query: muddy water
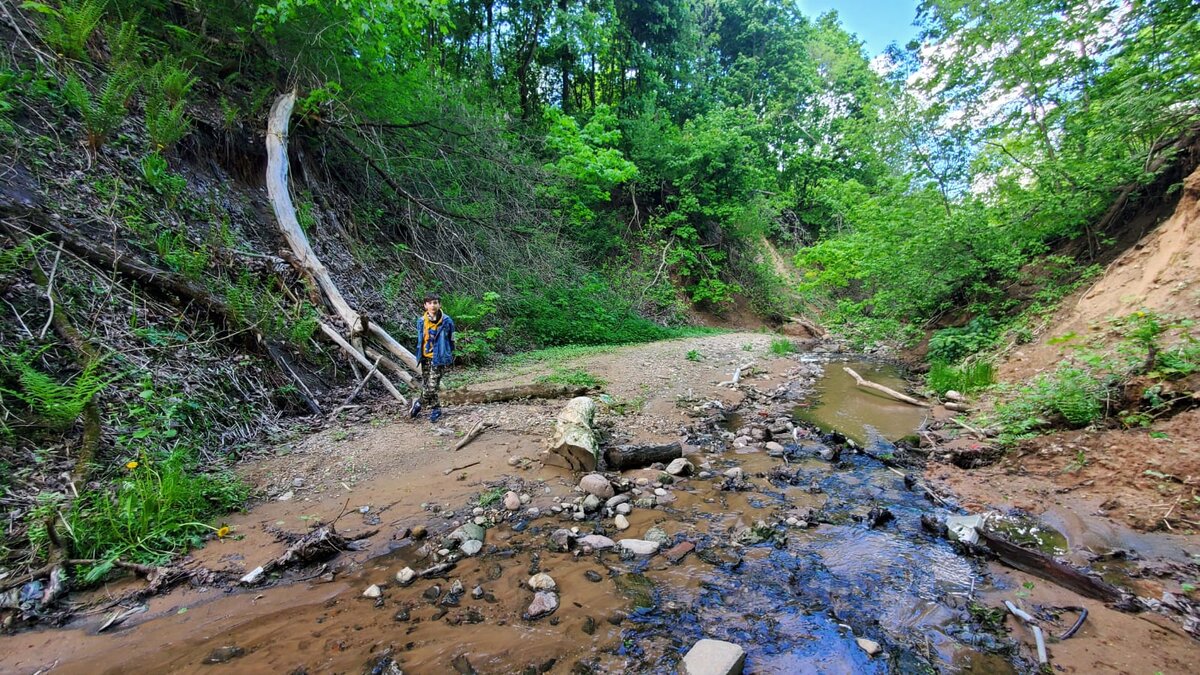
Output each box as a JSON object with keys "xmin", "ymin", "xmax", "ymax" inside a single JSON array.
[
  {"xmin": 1, "ymin": 358, "xmax": 1031, "ymax": 674},
  {"xmin": 793, "ymin": 360, "xmax": 928, "ymax": 446}
]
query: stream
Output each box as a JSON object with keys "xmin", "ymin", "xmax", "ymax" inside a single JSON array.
[{"xmin": 1, "ymin": 358, "xmax": 1057, "ymax": 673}]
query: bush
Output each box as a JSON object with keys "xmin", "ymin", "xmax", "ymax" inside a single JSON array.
[
  {"xmin": 0, "ymin": 347, "xmax": 116, "ymax": 429},
  {"xmin": 769, "ymin": 338, "xmax": 795, "ymax": 356},
  {"xmin": 991, "ymin": 366, "xmax": 1109, "ymax": 443},
  {"xmin": 504, "ymin": 274, "xmax": 673, "ymax": 347},
  {"xmin": 928, "ymin": 317, "xmax": 1001, "ymax": 364}
]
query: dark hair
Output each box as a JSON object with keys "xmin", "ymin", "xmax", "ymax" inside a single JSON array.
[{"xmin": 421, "ymin": 294, "xmax": 441, "ymax": 304}]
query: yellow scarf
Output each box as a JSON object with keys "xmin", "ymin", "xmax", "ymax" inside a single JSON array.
[{"xmin": 422, "ymin": 313, "xmax": 443, "ymax": 359}]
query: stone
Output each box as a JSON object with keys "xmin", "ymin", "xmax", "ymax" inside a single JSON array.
[
  {"xmin": 528, "ymin": 573, "xmax": 557, "ymax": 591},
  {"xmin": 527, "ymin": 507, "xmax": 540, "ymax": 518},
  {"xmin": 472, "ymin": 585, "xmax": 485, "ymax": 599},
  {"xmin": 504, "ymin": 491, "xmax": 522, "ymax": 511},
  {"xmin": 276, "ymin": 490, "xmax": 294, "ymax": 502},
  {"xmin": 584, "ymin": 570, "xmax": 603, "ymax": 583},
  {"xmin": 578, "ymin": 534, "xmax": 616, "ymax": 550},
  {"xmin": 395, "ymin": 567, "xmax": 416, "ymax": 585},
  {"xmin": 644, "ymin": 526, "xmax": 669, "ymax": 545},
  {"xmin": 472, "ymin": 507, "xmax": 485, "ymax": 516},
  {"xmin": 363, "ymin": 584, "xmax": 382, "ymax": 598},
  {"xmin": 410, "ymin": 525, "xmax": 428, "ymax": 539},
  {"xmin": 520, "ymin": 493, "xmax": 531, "ymax": 504},
  {"xmin": 666, "ymin": 458, "xmax": 694, "ymax": 476},
  {"xmin": 615, "ymin": 503, "xmax": 632, "ymax": 515},
  {"xmin": 764, "ymin": 442, "xmax": 785, "ymax": 455},
  {"xmin": 614, "ymin": 514, "xmax": 630, "ymax": 530},
  {"xmin": 203, "ymin": 646, "xmax": 246, "ymax": 664},
  {"xmin": 856, "ymin": 637, "xmax": 882, "ymax": 656},
  {"xmin": 665, "ymin": 541, "xmax": 695, "ymax": 564},
  {"xmin": 655, "ymin": 491, "xmax": 676, "ymax": 505},
  {"xmin": 618, "ymin": 539, "xmax": 660, "ymax": 555},
  {"xmin": 605, "ymin": 494, "xmax": 631, "ymax": 509},
  {"xmin": 723, "ymin": 467, "xmax": 743, "ymax": 480},
  {"xmin": 579, "ymin": 474, "xmax": 615, "ymax": 499},
  {"xmin": 460, "ymin": 540, "xmax": 483, "ymax": 556},
  {"xmin": 681, "ymin": 639, "xmax": 745, "ymax": 675},
  {"xmin": 654, "ymin": 488, "xmax": 668, "ymax": 497},
  {"xmin": 524, "ymin": 591, "xmax": 559, "ymax": 620},
  {"xmin": 549, "ymin": 528, "xmax": 575, "ymax": 551},
  {"xmin": 582, "ymin": 494, "xmax": 602, "ymax": 512}
]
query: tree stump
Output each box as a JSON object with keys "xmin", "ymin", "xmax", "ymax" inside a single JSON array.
[{"xmin": 542, "ymin": 396, "xmax": 600, "ymax": 471}]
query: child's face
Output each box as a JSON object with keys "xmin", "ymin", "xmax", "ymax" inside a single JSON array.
[{"xmin": 424, "ymin": 299, "xmax": 441, "ymax": 315}]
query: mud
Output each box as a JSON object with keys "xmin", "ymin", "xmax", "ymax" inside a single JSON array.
[{"xmin": 2, "ymin": 333, "xmax": 1198, "ymax": 674}]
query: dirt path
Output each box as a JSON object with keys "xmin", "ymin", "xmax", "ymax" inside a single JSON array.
[{"xmin": 2, "ymin": 332, "xmax": 1198, "ymax": 674}]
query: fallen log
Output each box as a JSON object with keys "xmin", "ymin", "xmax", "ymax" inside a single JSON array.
[
  {"xmin": 319, "ymin": 322, "xmax": 406, "ymax": 405},
  {"xmin": 542, "ymin": 396, "xmax": 600, "ymax": 471},
  {"xmin": 843, "ymin": 367, "xmax": 929, "ymax": 407},
  {"xmin": 604, "ymin": 442, "xmax": 684, "ymax": 471},
  {"xmin": 977, "ymin": 529, "xmax": 1133, "ymax": 608},
  {"xmin": 442, "ymin": 382, "xmax": 595, "ymax": 405},
  {"xmin": 454, "ymin": 419, "xmax": 490, "ymax": 451}
]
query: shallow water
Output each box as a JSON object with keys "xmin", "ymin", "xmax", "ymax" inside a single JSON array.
[{"xmin": 793, "ymin": 360, "xmax": 929, "ymax": 445}]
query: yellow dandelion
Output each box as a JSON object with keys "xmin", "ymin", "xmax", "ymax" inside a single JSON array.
[
  {"xmin": 126, "ymin": 460, "xmax": 139, "ymax": 470},
  {"xmin": 216, "ymin": 526, "xmax": 231, "ymax": 539}
]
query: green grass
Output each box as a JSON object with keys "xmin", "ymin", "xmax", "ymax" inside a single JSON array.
[
  {"xmin": 477, "ymin": 487, "xmax": 505, "ymax": 507},
  {"xmin": 985, "ymin": 365, "xmax": 1109, "ymax": 444},
  {"xmin": 769, "ymin": 338, "xmax": 796, "ymax": 355},
  {"xmin": 535, "ymin": 367, "xmax": 605, "ymax": 388},
  {"xmin": 927, "ymin": 360, "xmax": 996, "ymax": 396},
  {"xmin": 67, "ymin": 449, "xmax": 248, "ymax": 582},
  {"xmin": 686, "ymin": 349, "xmax": 702, "ymax": 361}
]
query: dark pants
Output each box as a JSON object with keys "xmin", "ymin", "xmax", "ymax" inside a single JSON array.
[{"xmin": 419, "ymin": 357, "xmax": 446, "ymax": 408}]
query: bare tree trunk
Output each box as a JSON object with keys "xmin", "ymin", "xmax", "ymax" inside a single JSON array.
[{"xmin": 542, "ymin": 396, "xmax": 600, "ymax": 471}]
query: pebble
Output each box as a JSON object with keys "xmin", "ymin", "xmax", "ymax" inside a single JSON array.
[
  {"xmin": 764, "ymin": 441, "xmax": 785, "ymax": 454},
  {"xmin": 723, "ymin": 467, "xmax": 744, "ymax": 480},
  {"xmin": 363, "ymin": 584, "xmax": 382, "ymax": 598},
  {"xmin": 473, "ymin": 507, "xmax": 485, "ymax": 516},
  {"xmin": 856, "ymin": 638, "xmax": 882, "ymax": 656},
  {"xmin": 681, "ymin": 639, "xmax": 745, "ymax": 675},
  {"xmin": 527, "ymin": 507, "xmax": 540, "ymax": 518},
  {"xmin": 474, "ymin": 516, "xmax": 487, "ymax": 525},
  {"xmin": 615, "ymin": 503, "xmax": 632, "ymax": 515},
  {"xmin": 395, "ymin": 567, "xmax": 416, "ymax": 585},
  {"xmin": 578, "ymin": 534, "xmax": 616, "ymax": 550},
  {"xmin": 654, "ymin": 488, "xmax": 668, "ymax": 497},
  {"xmin": 614, "ymin": 514, "xmax": 630, "ymax": 530},
  {"xmin": 277, "ymin": 491, "xmax": 294, "ymax": 502},
  {"xmin": 524, "ymin": 591, "xmax": 559, "ymax": 620},
  {"xmin": 472, "ymin": 585, "xmax": 484, "ymax": 599},
  {"xmin": 605, "ymin": 494, "xmax": 631, "ymax": 509},
  {"xmin": 461, "ymin": 540, "xmax": 483, "ymax": 556},
  {"xmin": 520, "ymin": 493, "xmax": 531, "ymax": 504},
  {"xmin": 528, "ymin": 573, "xmax": 557, "ymax": 591},
  {"xmin": 666, "ymin": 458, "xmax": 694, "ymax": 476},
  {"xmin": 584, "ymin": 570, "xmax": 603, "ymax": 582},
  {"xmin": 504, "ymin": 491, "xmax": 521, "ymax": 511},
  {"xmin": 618, "ymin": 539, "xmax": 660, "ymax": 555},
  {"xmin": 579, "ymin": 474, "xmax": 615, "ymax": 499},
  {"xmin": 582, "ymin": 494, "xmax": 601, "ymax": 512},
  {"xmin": 644, "ymin": 526, "xmax": 669, "ymax": 545}
]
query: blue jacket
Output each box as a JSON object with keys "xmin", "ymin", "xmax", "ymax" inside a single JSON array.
[{"xmin": 416, "ymin": 314, "xmax": 455, "ymax": 366}]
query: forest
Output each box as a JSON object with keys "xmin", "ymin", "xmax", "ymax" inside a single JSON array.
[{"xmin": 1, "ymin": 0, "xmax": 1199, "ymax": 665}]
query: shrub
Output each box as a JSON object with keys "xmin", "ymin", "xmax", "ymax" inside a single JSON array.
[
  {"xmin": 991, "ymin": 365, "xmax": 1109, "ymax": 443},
  {"xmin": 928, "ymin": 317, "xmax": 1001, "ymax": 364},
  {"xmin": 505, "ymin": 274, "xmax": 672, "ymax": 347},
  {"xmin": 769, "ymin": 338, "xmax": 795, "ymax": 356}
]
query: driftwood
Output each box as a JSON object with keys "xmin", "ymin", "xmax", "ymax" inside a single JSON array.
[
  {"xmin": 977, "ymin": 529, "xmax": 1133, "ymax": 607},
  {"xmin": 542, "ymin": 396, "xmax": 600, "ymax": 471},
  {"xmin": 442, "ymin": 382, "xmax": 595, "ymax": 405},
  {"xmin": 443, "ymin": 460, "xmax": 481, "ymax": 475},
  {"xmin": 454, "ymin": 419, "xmax": 490, "ymax": 451},
  {"xmin": 604, "ymin": 442, "xmax": 684, "ymax": 471},
  {"xmin": 719, "ymin": 362, "xmax": 756, "ymax": 387},
  {"xmin": 843, "ymin": 367, "xmax": 929, "ymax": 407},
  {"xmin": 240, "ymin": 525, "xmax": 377, "ymax": 585},
  {"xmin": 266, "ymin": 92, "xmax": 418, "ymax": 388}
]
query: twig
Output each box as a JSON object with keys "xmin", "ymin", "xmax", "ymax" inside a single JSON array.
[
  {"xmin": 37, "ymin": 247, "xmax": 62, "ymax": 339},
  {"xmin": 337, "ymin": 356, "xmax": 382, "ymax": 410},
  {"xmin": 330, "ymin": 497, "xmax": 352, "ymax": 528},
  {"xmin": 443, "ymin": 460, "xmax": 481, "ymax": 475},
  {"xmin": 950, "ymin": 417, "xmax": 986, "ymax": 437},
  {"xmin": 454, "ymin": 419, "xmax": 489, "ymax": 451}
]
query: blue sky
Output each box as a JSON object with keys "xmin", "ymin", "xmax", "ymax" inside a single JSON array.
[{"xmin": 795, "ymin": 1, "xmax": 923, "ymax": 56}]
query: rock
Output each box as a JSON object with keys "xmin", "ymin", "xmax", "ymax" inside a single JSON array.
[
  {"xmin": 523, "ymin": 591, "xmax": 559, "ymax": 620},
  {"xmin": 582, "ymin": 494, "xmax": 602, "ymax": 512},
  {"xmin": 395, "ymin": 567, "xmax": 416, "ymax": 585},
  {"xmin": 866, "ymin": 507, "xmax": 894, "ymax": 529},
  {"xmin": 653, "ymin": 488, "xmax": 668, "ymax": 497},
  {"xmin": 410, "ymin": 525, "xmax": 428, "ymax": 539},
  {"xmin": 508, "ymin": 456, "xmax": 522, "ymax": 466},
  {"xmin": 605, "ymin": 494, "xmax": 631, "ymax": 509},
  {"xmin": 520, "ymin": 493, "xmax": 531, "ymax": 504},
  {"xmin": 856, "ymin": 637, "xmax": 881, "ymax": 656},
  {"xmin": 423, "ymin": 585, "xmax": 441, "ymax": 601},
  {"xmin": 615, "ymin": 503, "xmax": 632, "ymax": 515},
  {"xmin": 945, "ymin": 390, "xmax": 964, "ymax": 402},
  {"xmin": 578, "ymin": 534, "xmax": 616, "ymax": 550},
  {"xmin": 528, "ymin": 573, "xmax": 557, "ymax": 591},
  {"xmin": 723, "ymin": 467, "xmax": 743, "ymax": 480},
  {"xmin": 203, "ymin": 646, "xmax": 246, "ymax": 664},
  {"xmin": 363, "ymin": 584, "xmax": 382, "ymax": 598},
  {"xmin": 644, "ymin": 526, "xmax": 669, "ymax": 545},
  {"xmin": 681, "ymin": 639, "xmax": 745, "ymax": 675},
  {"xmin": 527, "ymin": 507, "xmax": 540, "ymax": 518},
  {"xmin": 584, "ymin": 570, "xmax": 603, "ymax": 582},
  {"xmin": 292, "ymin": 477, "xmax": 305, "ymax": 488},
  {"xmin": 549, "ymin": 528, "xmax": 575, "ymax": 551},
  {"xmin": 665, "ymin": 541, "xmax": 695, "ymax": 564},
  {"xmin": 764, "ymin": 442, "xmax": 785, "ymax": 455},
  {"xmin": 818, "ymin": 446, "xmax": 838, "ymax": 462},
  {"xmin": 472, "ymin": 584, "xmax": 485, "ymax": 599},
  {"xmin": 655, "ymin": 491, "xmax": 676, "ymax": 505},
  {"xmin": 666, "ymin": 458, "xmax": 694, "ymax": 476},
  {"xmin": 618, "ymin": 539, "xmax": 660, "ymax": 555},
  {"xmin": 579, "ymin": 474, "xmax": 614, "ymax": 499},
  {"xmin": 277, "ymin": 490, "xmax": 294, "ymax": 502},
  {"xmin": 460, "ymin": 540, "xmax": 483, "ymax": 556},
  {"xmin": 472, "ymin": 507, "xmax": 485, "ymax": 516},
  {"xmin": 582, "ymin": 616, "xmax": 596, "ymax": 635},
  {"xmin": 614, "ymin": 514, "xmax": 630, "ymax": 530},
  {"xmin": 504, "ymin": 491, "xmax": 521, "ymax": 511}
]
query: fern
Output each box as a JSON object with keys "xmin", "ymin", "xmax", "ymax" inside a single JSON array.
[
  {"xmin": 105, "ymin": 18, "xmax": 142, "ymax": 67},
  {"xmin": 24, "ymin": 0, "xmax": 107, "ymax": 60},
  {"xmin": 63, "ymin": 68, "xmax": 137, "ymax": 150},
  {"xmin": 0, "ymin": 347, "xmax": 118, "ymax": 428}
]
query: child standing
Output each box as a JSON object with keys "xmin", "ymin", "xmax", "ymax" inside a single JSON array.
[{"xmin": 410, "ymin": 294, "xmax": 455, "ymax": 422}]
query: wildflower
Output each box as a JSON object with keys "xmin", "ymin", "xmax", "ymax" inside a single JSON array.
[
  {"xmin": 216, "ymin": 526, "xmax": 231, "ymax": 539},
  {"xmin": 125, "ymin": 460, "xmax": 139, "ymax": 470}
]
